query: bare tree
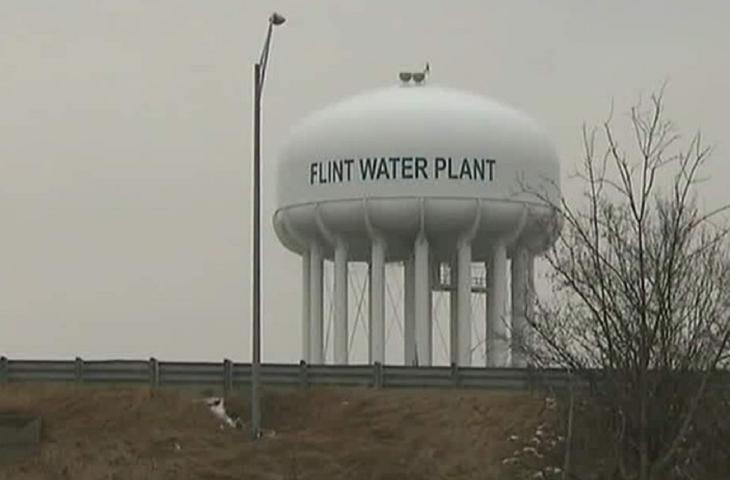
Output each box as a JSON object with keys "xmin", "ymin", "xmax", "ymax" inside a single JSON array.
[{"xmin": 525, "ymin": 88, "xmax": 730, "ymax": 479}]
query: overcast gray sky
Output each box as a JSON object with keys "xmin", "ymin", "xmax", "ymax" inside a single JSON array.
[{"xmin": 1, "ymin": 0, "xmax": 728, "ymax": 361}]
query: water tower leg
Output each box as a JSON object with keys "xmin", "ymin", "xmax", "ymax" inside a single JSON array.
[
  {"xmin": 369, "ymin": 239, "xmax": 386, "ymax": 364},
  {"xmin": 309, "ymin": 242, "xmax": 324, "ymax": 364},
  {"xmin": 449, "ymin": 260, "xmax": 458, "ymax": 366},
  {"xmin": 486, "ymin": 240, "xmax": 508, "ymax": 367},
  {"xmin": 404, "ymin": 256, "xmax": 416, "ymax": 365},
  {"xmin": 526, "ymin": 253, "xmax": 535, "ymax": 365},
  {"xmin": 428, "ymin": 273, "xmax": 433, "ymax": 365},
  {"xmin": 510, "ymin": 247, "xmax": 529, "ymax": 367},
  {"xmin": 457, "ymin": 240, "xmax": 473, "ymax": 367},
  {"xmin": 334, "ymin": 242, "xmax": 348, "ymax": 364},
  {"xmin": 301, "ymin": 253, "xmax": 311, "ymax": 363},
  {"xmin": 414, "ymin": 235, "xmax": 432, "ymax": 366}
]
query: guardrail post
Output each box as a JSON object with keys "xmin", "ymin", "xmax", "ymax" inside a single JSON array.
[
  {"xmin": 149, "ymin": 357, "xmax": 160, "ymax": 389},
  {"xmin": 74, "ymin": 357, "xmax": 84, "ymax": 384},
  {"xmin": 0, "ymin": 356, "xmax": 7, "ymax": 384},
  {"xmin": 525, "ymin": 364, "xmax": 538, "ymax": 394},
  {"xmin": 450, "ymin": 362, "xmax": 460, "ymax": 388},
  {"xmin": 223, "ymin": 358, "xmax": 233, "ymax": 395},
  {"xmin": 373, "ymin": 362, "xmax": 383, "ymax": 389},
  {"xmin": 299, "ymin": 360, "xmax": 308, "ymax": 388}
]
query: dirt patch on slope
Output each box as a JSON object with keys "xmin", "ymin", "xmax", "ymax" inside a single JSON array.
[{"xmin": 0, "ymin": 385, "xmax": 560, "ymax": 479}]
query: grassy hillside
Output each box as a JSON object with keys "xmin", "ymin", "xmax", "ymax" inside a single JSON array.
[{"xmin": 0, "ymin": 385, "xmax": 563, "ymax": 479}]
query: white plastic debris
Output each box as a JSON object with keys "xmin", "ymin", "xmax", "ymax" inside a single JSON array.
[
  {"xmin": 509, "ymin": 434, "xmax": 520, "ymax": 442},
  {"xmin": 501, "ymin": 457, "xmax": 519, "ymax": 465},
  {"xmin": 205, "ymin": 397, "xmax": 242, "ymax": 429},
  {"xmin": 206, "ymin": 397, "xmax": 225, "ymax": 416},
  {"xmin": 522, "ymin": 446, "xmax": 544, "ymax": 458}
]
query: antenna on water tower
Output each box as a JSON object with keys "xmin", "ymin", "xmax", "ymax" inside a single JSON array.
[{"xmin": 399, "ymin": 62, "xmax": 430, "ymax": 85}]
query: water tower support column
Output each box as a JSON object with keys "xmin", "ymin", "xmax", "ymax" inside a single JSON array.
[
  {"xmin": 301, "ymin": 253, "xmax": 311, "ymax": 363},
  {"xmin": 449, "ymin": 261, "xmax": 458, "ymax": 365},
  {"xmin": 456, "ymin": 204, "xmax": 480, "ymax": 366},
  {"xmin": 526, "ymin": 252, "xmax": 535, "ymax": 364},
  {"xmin": 414, "ymin": 234, "xmax": 432, "ymax": 366},
  {"xmin": 369, "ymin": 238, "xmax": 386, "ymax": 364},
  {"xmin": 404, "ymin": 256, "xmax": 416, "ymax": 365},
  {"xmin": 486, "ymin": 240, "xmax": 508, "ymax": 366},
  {"xmin": 334, "ymin": 241, "xmax": 349, "ymax": 364},
  {"xmin": 457, "ymin": 239, "xmax": 473, "ymax": 366},
  {"xmin": 510, "ymin": 247, "xmax": 529, "ymax": 367},
  {"xmin": 309, "ymin": 242, "xmax": 324, "ymax": 364}
]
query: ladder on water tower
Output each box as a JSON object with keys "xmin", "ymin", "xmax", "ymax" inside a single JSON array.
[{"xmin": 432, "ymin": 262, "xmax": 488, "ymax": 294}]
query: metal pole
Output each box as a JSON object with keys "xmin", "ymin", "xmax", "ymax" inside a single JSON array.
[
  {"xmin": 251, "ymin": 62, "xmax": 262, "ymax": 440},
  {"xmin": 251, "ymin": 12, "xmax": 284, "ymax": 441}
]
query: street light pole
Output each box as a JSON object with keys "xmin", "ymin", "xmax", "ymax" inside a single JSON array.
[{"xmin": 251, "ymin": 12, "xmax": 285, "ymax": 441}]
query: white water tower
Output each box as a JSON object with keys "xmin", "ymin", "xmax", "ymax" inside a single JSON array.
[{"xmin": 274, "ymin": 74, "xmax": 559, "ymax": 367}]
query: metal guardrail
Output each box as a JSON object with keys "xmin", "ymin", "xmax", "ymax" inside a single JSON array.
[
  {"xmin": 1, "ymin": 357, "xmax": 728, "ymax": 393},
  {"xmin": 0, "ymin": 356, "xmax": 568, "ymax": 392}
]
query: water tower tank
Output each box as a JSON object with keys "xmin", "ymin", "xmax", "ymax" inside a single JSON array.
[{"xmin": 274, "ymin": 80, "xmax": 559, "ymax": 368}]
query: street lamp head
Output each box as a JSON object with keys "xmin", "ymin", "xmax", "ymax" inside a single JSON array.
[{"xmin": 269, "ymin": 12, "xmax": 286, "ymax": 26}]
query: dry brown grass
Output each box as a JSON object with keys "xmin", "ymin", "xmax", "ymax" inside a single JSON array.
[{"xmin": 0, "ymin": 384, "xmax": 560, "ymax": 480}]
